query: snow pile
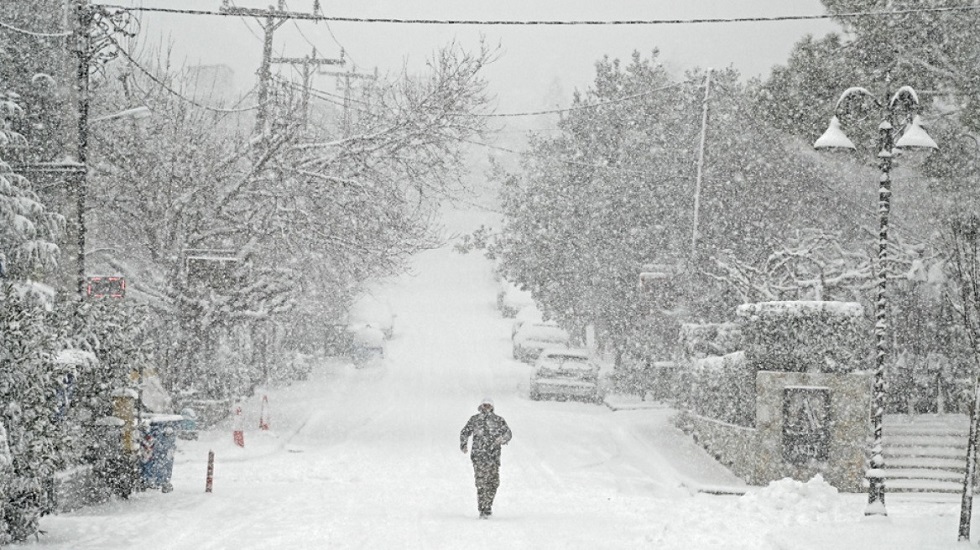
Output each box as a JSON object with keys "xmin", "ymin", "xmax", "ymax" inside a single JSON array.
[{"xmin": 737, "ymin": 475, "xmax": 846, "ymax": 526}]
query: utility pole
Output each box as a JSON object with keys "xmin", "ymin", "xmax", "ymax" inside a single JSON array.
[
  {"xmin": 271, "ymin": 47, "xmax": 344, "ymax": 129},
  {"xmin": 72, "ymin": 0, "xmax": 93, "ymax": 299},
  {"xmin": 220, "ymin": 0, "xmax": 290, "ymax": 136},
  {"xmin": 320, "ymin": 67, "xmax": 376, "ymax": 137},
  {"xmin": 690, "ymin": 68, "xmax": 711, "ymax": 262}
]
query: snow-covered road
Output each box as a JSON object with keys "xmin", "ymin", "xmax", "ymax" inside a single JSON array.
[{"xmin": 31, "ymin": 208, "xmax": 972, "ymax": 549}]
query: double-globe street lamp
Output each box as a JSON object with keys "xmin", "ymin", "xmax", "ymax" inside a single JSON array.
[{"xmin": 813, "ymin": 80, "xmax": 938, "ymax": 516}]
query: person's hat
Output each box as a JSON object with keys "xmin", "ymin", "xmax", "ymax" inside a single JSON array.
[{"xmin": 478, "ymin": 397, "xmax": 494, "ymax": 411}]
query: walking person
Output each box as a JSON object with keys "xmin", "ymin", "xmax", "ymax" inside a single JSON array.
[{"xmin": 460, "ymin": 398, "xmax": 512, "ymax": 519}]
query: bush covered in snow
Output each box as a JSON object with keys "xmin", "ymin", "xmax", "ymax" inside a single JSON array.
[
  {"xmin": 678, "ymin": 322, "xmax": 742, "ymax": 360},
  {"xmin": 680, "ymin": 351, "xmax": 755, "ymax": 426},
  {"xmin": 0, "ymin": 286, "xmax": 151, "ymax": 542},
  {"xmin": 0, "ymin": 285, "xmax": 69, "ymax": 543},
  {"xmin": 736, "ymin": 301, "xmax": 867, "ymax": 374}
]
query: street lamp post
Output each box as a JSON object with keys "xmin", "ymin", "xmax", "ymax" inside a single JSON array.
[{"xmin": 813, "ymin": 80, "xmax": 937, "ymax": 516}]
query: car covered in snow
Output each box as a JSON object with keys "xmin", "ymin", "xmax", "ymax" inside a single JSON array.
[
  {"xmin": 348, "ymin": 324, "xmax": 386, "ymax": 366},
  {"xmin": 512, "ymin": 323, "xmax": 570, "ymax": 363},
  {"xmin": 529, "ymin": 348, "xmax": 604, "ymax": 404}
]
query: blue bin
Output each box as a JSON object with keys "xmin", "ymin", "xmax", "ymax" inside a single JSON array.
[{"xmin": 140, "ymin": 415, "xmax": 183, "ymax": 493}]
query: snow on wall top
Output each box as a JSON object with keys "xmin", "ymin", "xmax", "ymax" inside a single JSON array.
[
  {"xmin": 53, "ymin": 349, "xmax": 98, "ymax": 366},
  {"xmin": 735, "ymin": 301, "xmax": 864, "ymax": 318}
]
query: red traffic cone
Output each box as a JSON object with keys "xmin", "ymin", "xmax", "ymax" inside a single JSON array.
[
  {"xmin": 232, "ymin": 406, "xmax": 245, "ymax": 447},
  {"xmin": 259, "ymin": 395, "xmax": 270, "ymax": 431}
]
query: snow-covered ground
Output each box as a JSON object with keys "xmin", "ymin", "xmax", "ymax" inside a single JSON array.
[{"xmin": 27, "ymin": 208, "xmax": 976, "ymax": 549}]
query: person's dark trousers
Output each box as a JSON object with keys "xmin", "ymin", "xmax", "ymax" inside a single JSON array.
[{"xmin": 473, "ymin": 461, "xmax": 500, "ymax": 515}]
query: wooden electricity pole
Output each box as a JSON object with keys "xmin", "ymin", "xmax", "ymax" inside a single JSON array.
[
  {"xmin": 320, "ymin": 67, "xmax": 376, "ymax": 137},
  {"xmin": 690, "ymin": 68, "xmax": 712, "ymax": 261},
  {"xmin": 271, "ymin": 47, "xmax": 344, "ymax": 129},
  {"xmin": 220, "ymin": 0, "xmax": 290, "ymax": 136}
]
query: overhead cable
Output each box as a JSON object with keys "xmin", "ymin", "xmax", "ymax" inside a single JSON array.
[
  {"xmin": 106, "ymin": 33, "xmax": 267, "ymax": 113},
  {"xmin": 472, "ymin": 82, "xmax": 686, "ymax": 117},
  {"xmin": 93, "ymin": 4, "xmax": 980, "ymax": 25}
]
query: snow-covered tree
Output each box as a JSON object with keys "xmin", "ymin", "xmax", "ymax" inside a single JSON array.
[
  {"xmin": 757, "ymin": 0, "xmax": 980, "ymax": 190},
  {"xmin": 0, "ymin": 89, "xmax": 67, "ymax": 543},
  {"xmin": 940, "ymin": 212, "xmax": 980, "ymax": 541},
  {"xmin": 0, "ymin": 0, "xmax": 75, "ymax": 164},
  {"xmin": 0, "ymin": 93, "xmax": 64, "ymax": 279},
  {"xmin": 0, "ymin": 287, "xmax": 70, "ymax": 543},
  {"xmin": 86, "ymin": 41, "xmax": 494, "ymax": 396},
  {"xmin": 488, "ymin": 51, "xmax": 855, "ymax": 364}
]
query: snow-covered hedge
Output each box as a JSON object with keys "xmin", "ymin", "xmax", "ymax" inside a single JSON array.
[
  {"xmin": 680, "ymin": 351, "xmax": 755, "ymax": 427},
  {"xmin": 678, "ymin": 322, "xmax": 742, "ymax": 360},
  {"xmin": 736, "ymin": 301, "xmax": 867, "ymax": 374},
  {"xmin": 0, "ymin": 284, "xmax": 68, "ymax": 543}
]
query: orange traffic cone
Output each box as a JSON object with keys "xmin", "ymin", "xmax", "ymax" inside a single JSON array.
[
  {"xmin": 232, "ymin": 406, "xmax": 245, "ymax": 447},
  {"xmin": 259, "ymin": 395, "xmax": 270, "ymax": 431}
]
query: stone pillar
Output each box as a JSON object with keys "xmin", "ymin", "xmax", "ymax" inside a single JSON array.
[{"xmin": 754, "ymin": 371, "xmax": 871, "ymax": 491}]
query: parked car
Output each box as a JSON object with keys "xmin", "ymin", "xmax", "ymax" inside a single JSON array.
[
  {"xmin": 348, "ymin": 324, "xmax": 386, "ymax": 367},
  {"xmin": 529, "ymin": 348, "xmax": 604, "ymax": 404},
  {"xmin": 513, "ymin": 323, "xmax": 570, "ymax": 363}
]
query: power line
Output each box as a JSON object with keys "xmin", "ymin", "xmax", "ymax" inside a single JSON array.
[
  {"xmin": 228, "ymin": 0, "xmax": 265, "ymax": 42},
  {"xmin": 93, "ymin": 4, "xmax": 980, "ymax": 25},
  {"xmin": 322, "ymin": 22, "xmax": 355, "ymax": 66},
  {"xmin": 106, "ymin": 33, "xmax": 267, "ymax": 113},
  {"xmin": 284, "ymin": 72, "xmax": 687, "ymax": 119},
  {"xmin": 473, "ymin": 82, "xmax": 685, "ymax": 118},
  {"xmin": 0, "ymin": 19, "xmax": 72, "ymax": 38},
  {"xmin": 276, "ymin": 76, "xmax": 349, "ymax": 106},
  {"xmin": 283, "ymin": 0, "xmax": 326, "ymax": 55}
]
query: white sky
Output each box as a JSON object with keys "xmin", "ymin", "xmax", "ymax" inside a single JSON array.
[{"xmin": 116, "ymin": 0, "xmax": 841, "ymax": 114}]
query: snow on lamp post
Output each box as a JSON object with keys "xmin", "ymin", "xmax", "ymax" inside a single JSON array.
[{"xmin": 813, "ymin": 79, "xmax": 937, "ymax": 517}]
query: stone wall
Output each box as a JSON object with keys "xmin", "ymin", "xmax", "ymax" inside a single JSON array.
[
  {"xmin": 754, "ymin": 371, "xmax": 871, "ymax": 491},
  {"xmin": 676, "ymin": 412, "xmax": 759, "ymax": 483},
  {"xmin": 677, "ymin": 370, "xmax": 871, "ymax": 491}
]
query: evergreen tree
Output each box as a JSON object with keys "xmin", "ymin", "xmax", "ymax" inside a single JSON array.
[{"xmin": 0, "ymin": 286, "xmax": 70, "ymax": 543}]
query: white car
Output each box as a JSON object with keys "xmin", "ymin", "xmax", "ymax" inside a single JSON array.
[
  {"xmin": 348, "ymin": 324, "xmax": 385, "ymax": 366},
  {"xmin": 512, "ymin": 323, "xmax": 569, "ymax": 363},
  {"xmin": 529, "ymin": 348, "xmax": 604, "ymax": 404}
]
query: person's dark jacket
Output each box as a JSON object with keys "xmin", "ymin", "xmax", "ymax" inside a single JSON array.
[{"xmin": 460, "ymin": 411, "xmax": 512, "ymax": 464}]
